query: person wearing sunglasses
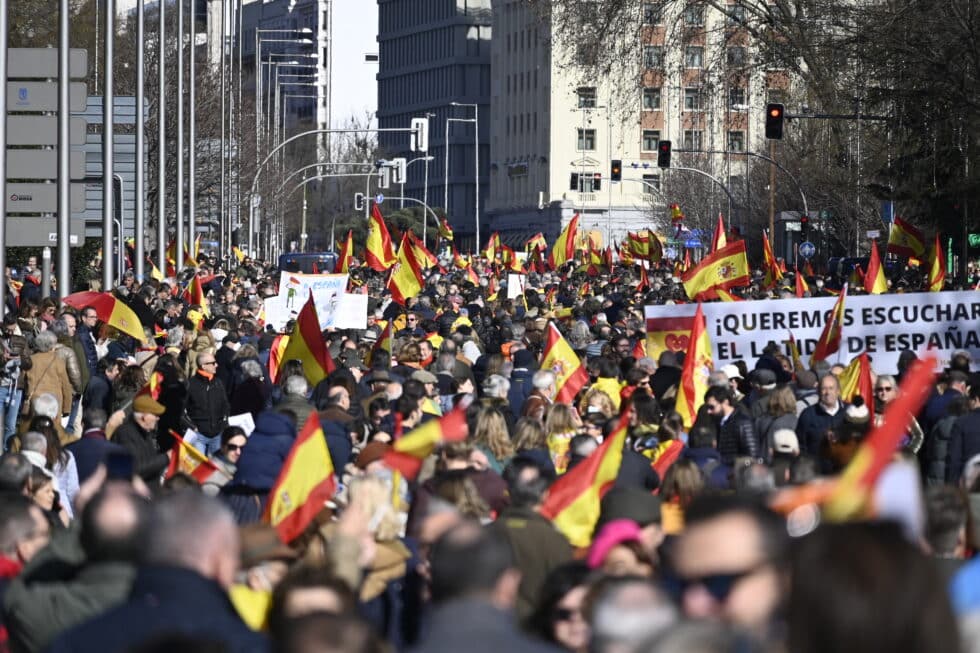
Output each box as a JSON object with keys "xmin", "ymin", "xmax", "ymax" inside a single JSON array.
[
  {"xmin": 526, "ymin": 562, "xmax": 592, "ymax": 653},
  {"xmin": 201, "ymin": 426, "xmax": 247, "ymax": 496},
  {"xmin": 663, "ymin": 494, "xmax": 789, "ymax": 639},
  {"xmin": 873, "ymin": 374, "xmax": 924, "ymax": 453}
]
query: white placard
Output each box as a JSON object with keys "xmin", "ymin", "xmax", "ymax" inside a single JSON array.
[
  {"xmin": 277, "ymin": 272, "xmax": 349, "ymax": 329},
  {"xmin": 333, "ymin": 294, "xmax": 369, "ymax": 330},
  {"xmin": 644, "ymin": 290, "xmax": 980, "ymax": 373},
  {"xmin": 228, "ymin": 413, "xmax": 256, "ymax": 437},
  {"xmin": 507, "ymin": 274, "xmax": 527, "ymax": 300}
]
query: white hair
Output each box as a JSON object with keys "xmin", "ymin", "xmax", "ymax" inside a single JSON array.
[
  {"xmin": 240, "ymin": 359, "xmax": 264, "ymax": 380},
  {"xmin": 20, "ymin": 431, "xmax": 47, "ymax": 455},
  {"xmin": 531, "ymin": 369, "xmax": 556, "ymax": 391},
  {"xmin": 32, "ymin": 393, "xmax": 60, "ymax": 420},
  {"xmin": 482, "ymin": 374, "xmax": 510, "ymax": 399},
  {"xmin": 33, "ymin": 331, "xmax": 57, "ymax": 353},
  {"xmin": 284, "ymin": 374, "xmax": 309, "ymax": 397}
]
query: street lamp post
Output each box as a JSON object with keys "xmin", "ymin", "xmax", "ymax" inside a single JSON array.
[
  {"xmin": 401, "ymin": 155, "xmax": 434, "ymax": 217},
  {"xmin": 156, "ymin": 0, "xmax": 166, "ymax": 275},
  {"xmin": 102, "ymin": 0, "xmax": 115, "ymax": 291},
  {"xmin": 444, "ymin": 115, "xmax": 477, "ymax": 253},
  {"xmin": 134, "ymin": 0, "xmax": 144, "ymax": 281},
  {"xmin": 450, "ymin": 102, "xmax": 479, "ymax": 254},
  {"xmin": 175, "ymin": 0, "xmax": 185, "ymax": 272}
]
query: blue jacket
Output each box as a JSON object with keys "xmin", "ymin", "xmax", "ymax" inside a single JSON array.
[
  {"xmin": 946, "ymin": 409, "xmax": 980, "ymax": 484},
  {"xmin": 507, "ymin": 368, "xmax": 534, "ymax": 418},
  {"xmin": 226, "ymin": 411, "xmax": 296, "ymax": 491},
  {"xmin": 65, "ymin": 430, "xmax": 126, "ymax": 484},
  {"xmin": 320, "ymin": 417, "xmax": 354, "ymax": 473},
  {"xmin": 47, "ymin": 565, "xmax": 267, "ymax": 653},
  {"xmin": 797, "ymin": 401, "xmax": 847, "ymax": 458},
  {"xmin": 75, "ymin": 326, "xmax": 99, "ymax": 378}
]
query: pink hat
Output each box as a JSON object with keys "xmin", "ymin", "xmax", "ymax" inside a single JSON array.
[{"xmin": 586, "ymin": 518, "xmax": 643, "ymax": 569}]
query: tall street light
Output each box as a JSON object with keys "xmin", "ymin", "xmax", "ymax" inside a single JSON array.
[
  {"xmin": 175, "ymin": 0, "xmax": 185, "ymax": 273},
  {"xmin": 445, "ymin": 107, "xmax": 478, "ymax": 254},
  {"xmin": 156, "ymin": 0, "xmax": 166, "ymax": 275},
  {"xmin": 102, "ymin": 0, "xmax": 116, "ymax": 290},
  {"xmin": 134, "ymin": 0, "xmax": 145, "ymax": 281}
]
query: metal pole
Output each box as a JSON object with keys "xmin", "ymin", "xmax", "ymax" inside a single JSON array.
[
  {"xmin": 444, "ymin": 117, "xmax": 450, "ymax": 226},
  {"xmin": 188, "ymin": 0, "xmax": 196, "ymax": 259},
  {"xmin": 102, "ymin": 0, "xmax": 115, "ymax": 292},
  {"xmin": 57, "ymin": 0, "xmax": 71, "ymax": 296},
  {"xmin": 768, "ymin": 139, "xmax": 775, "ymax": 243},
  {"xmin": 423, "ymin": 153, "xmax": 430, "ymax": 245},
  {"xmin": 219, "ymin": 0, "xmax": 226, "ymax": 256},
  {"xmin": 302, "ymin": 185, "xmax": 308, "ymax": 252},
  {"xmin": 0, "ymin": 0, "xmax": 7, "ymax": 317},
  {"xmin": 175, "ymin": 0, "xmax": 185, "ymax": 272},
  {"xmin": 474, "ymin": 105, "xmax": 480, "ymax": 257},
  {"xmin": 156, "ymin": 0, "xmax": 166, "ymax": 275},
  {"xmin": 114, "ymin": 174, "xmax": 126, "ymax": 280},
  {"xmin": 134, "ymin": 0, "xmax": 145, "ymax": 281},
  {"xmin": 41, "ymin": 248, "xmax": 52, "ymax": 299},
  {"xmin": 236, "ymin": 0, "xmax": 244, "ymax": 260}
]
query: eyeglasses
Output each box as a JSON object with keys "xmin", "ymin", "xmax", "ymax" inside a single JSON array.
[
  {"xmin": 200, "ymin": 360, "xmax": 217, "ymax": 366},
  {"xmin": 552, "ymin": 607, "xmax": 582, "ymax": 622},
  {"xmin": 662, "ymin": 562, "xmax": 767, "ymax": 603},
  {"xmin": 226, "ymin": 443, "xmax": 243, "ymax": 451},
  {"xmin": 875, "ymin": 386, "xmax": 893, "ymax": 393},
  {"xmin": 407, "ymin": 317, "xmax": 417, "ymax": 322}
]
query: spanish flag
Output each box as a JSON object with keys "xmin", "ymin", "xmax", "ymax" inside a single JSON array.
[
  {"xmin": 365, "ymin": 323, "xmax": 393, "ymax": 368},
  {"xmin": 526, "ymin": 232, "xmax": 547, "ymax": 253},
  {"xmin": 264, "ymin": 412, "xmax": 337, "ymax": 543},
  {"xmin": 928, "ymin": 233, "xmax": 945, "ymax": 292},
  {"xmin": 136, "ymin": 371, "xmax": 164, "ymax": 401},
  {"xmin": 838, "ymin": 353, "xmax": 874, "ymax": 421},
  {"xmin": 675, "ymin": 303, "xmax": 712, "ymax": 429},
  {"xmin": 232, "ymin": 246, "xmax": 246, "ymax": 263},
  {"xmin": 147, "ymin": 257, "xmax": 164, "ymax": 282},
  {"xmin": 267, "ymin": 334, "xmax": 290, "ymax": 383},
  {"xmin": 540, "ymin": 322, "xmax": 588, "ymax": 404},
  {"xmin": 335, "ymin": 230, "xmax": 354, "ymax": 274},
  {"xmin": 636, "ymin": 264, "xmax": 650, "ymax": 293},
  {"xmin": 795, "ymin": 267, "xmax": 810, "ymax": 298},
  {"xmin": 864, "ymin": 241, "xmax": 887, "ymax": 294},
  {"xmin": 762, "ymin": 230, "xmax": 783, "ymax": 289},
  {"xmin": 166, "ymin": 431, "xmax": 221, "ymax": 483},
  {"xmin": 366, "ymin": 204, "xmax": 397, "ymax": 271},
  {"xmin": 810, "ymin": 284, "xmax": 847, "ymax": 367},
  {"xmin": 710, "ymin": 214, "xmax": 727, "ymax": 252},
  {"xmin": 383, "ymin": 408, "xmax": 468, "ymax": 480},
  {"xmin": 886, "ymin": 217, "xmax": 926, "ymax": 259},
  {"xmin": 824, "ymin": 355, "xmax": 936, "ymax": 521},
  {"xmin": 439, "ymin": 218, "xmax": 454, "ymax": 241},
  {"xmin": 483, "ymin": 232, "xmax": 502, "ymax": 260},
  {"xmin": 387, "ymin": 234, "xmax": 425, "ymax": 305},
  {"xmin": 540, "ymin": 412, "xmax": 629, "ymax": 547},
  {"xmin": 549, "ymin": 214, "xmax": 579, "ymax": 269},
  {"xmin": 716, "ymin": 288, "xmax": 743, "ymax": 302},
  {"xmin": 645, "ymin": 315, "xmax": 695, "ymax": 363},
  {"xmin": 408, "ymin": 232, "xmax": 439, "ymax": 269},
  {"xmin": 182, "ymin": 273, "xmax": 209, "ymax": 316},
  {"xmin": 681, "ymin": 240, "xmax": 750, "ymax": 300},
  {"xmin": 451, "ymin": 244, "xmax": 469, "ymax": 270},
  {"xmin": 628, "ymin": 231, "xmax": 649, "ymax": 259},
  {"xmin": 281, "ymin": 291, "xmax": 336, "ymax": 387},
  {"xmin": 788, "ymin": 332, "xmax": 804, "ymax": 373}
]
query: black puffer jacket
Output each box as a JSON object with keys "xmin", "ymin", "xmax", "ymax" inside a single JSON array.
[
  {"xmin": 185, "ymin": 372, "xmax": 230, "ymax": 437},
  {"xmin": 717, "ymin": 410, "xmax": 759, "ymax": 465}
]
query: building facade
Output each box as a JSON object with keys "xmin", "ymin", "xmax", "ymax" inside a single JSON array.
[
  {"xmin": 376, "ymin": 0, "xmax": 491, "ymax": 249},
  {"xmin": 487, "ymin": 0, "xmax": 784, "ymax": 249}
]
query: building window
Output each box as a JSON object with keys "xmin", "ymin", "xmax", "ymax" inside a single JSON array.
[
  {"xmin": 642, "ymin": 173, "xmax": 661, "ymax": 191},
  {"xmin": 642, "ymin": 129, "xmax": 661, "ymax": 152},
  {"xmin": 728, "ymin": 130, "xmax": 746, "ymax": 152},
  {"xmin": 727, "ymin": 46, "xmax": 746, "ymax": 67},
  {"xmin": 642, "ymin": 87, "xmax": 662, "ymax": 110},
  {"xmin": 685, "ymin": 46, "xmax": 703, "ymax": 68},
  {"xmin": 577, "ymin": 87, "xmax": 597, "ymax": 108},
  {"xmin": 642, "ymin": 2, "xmax": 662, "ymax": 25},
  {"xmin": 643, "ymin": 45, "xmax": 664, "ymax": 69},
  {"xmin": 577, "ymin": 128, "xmax": 597, "ymax": 151},
  {"xmin": 683, "ymin": 130, "xmax": 704, "ymax": 150},
  {"xmin": 729, "ymin": 86, "xmax": 746, "ymax": 108},
  {"xmin": 683, "ymin": 88, "xmax": 701, "ymax": 111},
  {"xmin": 684, "ymin": 3, "xmax": 705, "ymax": 25},
  {"xmin": 570, "ymin": 172, "xmax": 601, "ymax": 192},
  {"xmin": 727, "ymin": 3, "xmax": 746, "ymax": 25}
]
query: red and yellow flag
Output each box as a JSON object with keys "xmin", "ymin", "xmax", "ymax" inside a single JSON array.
[
  {"xmin": 715, "ymin": 288, "xmax": 743, "ymax": 302},
  {"xmin": 335, "ymin": 230, "xmax": 354, "ymax": 273},
  {"xmin": 281, "ymin": 291, "xmax": 336, "ymax": 387},
  {"xmin": 365, "ymin": 323, "xmax": 393, "ymax": 369},
  {"xmin": 838, "ymin": 353, "xmax": 874, "ymax": 421},
  {"xmin": 788, "ymin": 332, "xmax": 804, "ymax": 373},
  {"xmin": 387, "ymin": 234, "xmax": 425, "ymax": 305},
  {"xmin": 675, "ymin": 304, "xmax": 712, "ymax": 429},
  {"xmin": 549, "ymin": 214, "xmax": 579, "ymax": 269},
  {"xmin": 366, "ymin": 204, "xmax": 398, "ymax": 271},
  {"xmin": 681, "ymin": 240, "xmax": 750, "ymax": 300},
  {"xmin": 762, "ymin": 231, "xmax": 783, "ymax": 289},
  {"xmin": 824, "ymin": 355, "xmax": 936, "ymax": 521},
  {"xmin": 267, "ymin": 334, "xmax": 290, "ymax": 383},
  {"xmin": 928, "ymin": 233, "xmax": 945, "ymax": 292},
  {"xmin": 136, "ymin": 371, "xmax": 164, "ymax": 401},
  {"xmin": 383, "ymin": 408, "xmax": 468, "ymax": 480},
  {"xmin": 795, "ymin": 267, "xmax": 810, "ymax": 298},
  {"xmin": 408, "ymin": 232, "xmax": 438, "ymax": 269},
  {"xmin": 526, "ymin": 232, "xmax": 547, "ymax": 253},
  {"xmin": 886, "ymin": 217, "xmax": 926, "ymax": 259},
  {"xmin": 483, "ymin": 232, "xmax": 502, "ymax": 260},
  {"xmin": 147, "ymin": 258, "xmax": 164, "ymax": 282},
  {"xmin": 810, "ymin": 284, "xmax": 848, "ymax": 367},
  {"xmin": 232, "ymin": 246, "xmax": 246, "ymax": 263},
  {"xmin": 264, "ymin": 412, "xmax": 337, "ymax": 543},
  {"xmin": 864, "ymin": 241, "xmax": 887, "ymax": 294},
  {"xmin": 183, "ymin": 273, "xmax": 209, "ymax": 316},
  {"xmin": 438, "ymin": 218, "xmax": 454, "ymax": 241},
  {"xmin": 540, "ymin": 322, "xmax": 588, "ymax": 404},
  {"xmin": 645, "ymin": 315, "xmax": 695, "ymax": 363},
  {"xmin": 166, "ymin": 432, "xmax": 221, "ymax": 483},
  {"xmin": 710, "ymin": 214, "xmax": 727, "ymax": 252},
  {"xmin": 540, "ymin": 412, "xmax": 629, "ymax": 547}
]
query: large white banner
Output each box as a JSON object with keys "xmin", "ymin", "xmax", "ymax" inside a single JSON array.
[
  {"xmin": 277, "ymin": 272, "xmax": 349, "ymax": 329},
  {"xmin": 645, "ymin": 290, "xmax": 980, "ymax": 372}
]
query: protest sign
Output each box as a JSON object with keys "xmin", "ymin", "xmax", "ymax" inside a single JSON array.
[
  {"xmin": 645, "ymin": 290, "xmax": 980, "ymax": 372},
  {"xmin": 277, "ymin": 272, "xmax": 349, "ymax": 329}
]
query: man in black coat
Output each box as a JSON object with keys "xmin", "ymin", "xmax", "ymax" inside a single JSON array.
[
  {"xmin": 81, "ymin": 358, "xmax": 121, "ymax": 415},
  {"xmin": 112, "ymin": 395, "xmax": 170, "ymax": 482},
  {"xmin": 705, "ymin": 385, "xmax": 759, "ymax": 465},
  {"xmin": 946, "ymin": 385, "xmax": 980, "ymax": 484},
  {"xmin": 796, "ymin": 373, "xmax": 847, "ymax": 462},
  {"xmin": 66, "ymin": 408, "xmax": 127, "ymax": 484},
  {"xmin": 48, "ymin": 492, "xmax": 267, "ymax": 653},
  {"xmin": 185, "ymin": 354, "xmax": 230, "ymax": 454}
]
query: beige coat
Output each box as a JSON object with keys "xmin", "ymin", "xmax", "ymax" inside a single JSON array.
[{"xmin": 23, "ymin": 350, "xmax": 74, "ymax": 416}]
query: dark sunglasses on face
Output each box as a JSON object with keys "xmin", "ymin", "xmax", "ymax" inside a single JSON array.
[
  {"xmin": 226, "ymin": 444, "xmax": 243, "ymax": 451},
  {"xmin": 552, "ymin": 607, "xmax": 581, "ymax": 622},
  {"xmin": 661, "ymin": 562, "xmax": 766, "ymax": 603}
]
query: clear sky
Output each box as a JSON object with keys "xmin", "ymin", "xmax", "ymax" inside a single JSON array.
[{"xmin": 331, "ymin": 0, "xmax": 378, "ymax": 128}]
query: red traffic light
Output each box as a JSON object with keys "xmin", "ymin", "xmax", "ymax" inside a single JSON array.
[{"xmin": 768, "ymin": 106, "xmax": 783, "ymax": 119}]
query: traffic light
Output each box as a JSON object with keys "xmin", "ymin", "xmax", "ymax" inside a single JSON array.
[
  {"xmin": 611, "ymin": 159, "xmax": 622, "ymax": 182},
  {"xmin": 657, "ymin": 140, "xmax": 672, "ymax": 168},
  {"xmin": 800, "ymin": 214, "xmax": 809, "ymax": 240},
  {"xmin": 765, "ymin": 103, "xmax": 785, "ymax": 139}
]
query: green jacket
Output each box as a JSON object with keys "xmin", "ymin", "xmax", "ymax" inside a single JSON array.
[{"xmin": 3, "ymin": 529, "xmax": 136, "ymax": 653}]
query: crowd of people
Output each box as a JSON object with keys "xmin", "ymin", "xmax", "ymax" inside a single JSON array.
[{"xmin": 0, "ymin": 249, "xmax": 977, "ymax": 653}]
